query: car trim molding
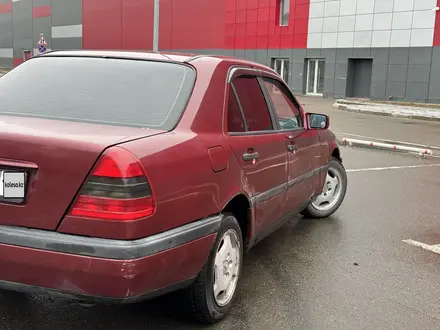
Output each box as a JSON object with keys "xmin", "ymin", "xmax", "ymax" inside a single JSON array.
[
  {"xmin": 288, "ymin": 163, "xmax": 329, "ymax": 189},
  {"xmin": 0, "ymin": 214, "xmax": 223, "ymax": 260},
  {"xmin": 252, "ymin": 164, "xmax": 329, "ymax": 205}
]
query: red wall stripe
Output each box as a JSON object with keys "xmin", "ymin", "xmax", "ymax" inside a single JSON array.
[
  {"xmin": 122, "ymin": 0, "xmax": 154, "ymax": 49},
  {"xmin": 83, "ymin": 0, "xmax": 122, "ymax": 49},
  {"xmin": 225, "ymin": 0, "xmax": 310, "ymax": 50},
  {"xmin": 433, "ymin": 0, "xmax": 440, "ymax": 46},
  {"xmin": 82, "ymin": 0, "xmax": 310, "ymax": 51},
  {"xmin": 0, "ymin": 2, "xmax": 12, "ymax": 14},
  {"xmin": 13, "ymin": 58, "xmax": 24, "ymax": 68},
  {"xmin": 33, "ymin": 5, "xmax": 51, "ymax": 18}
]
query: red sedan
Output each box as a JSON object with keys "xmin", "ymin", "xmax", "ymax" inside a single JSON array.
[{"xmin": 0, "ymin": 51, "xmax": 347, "ymax": 324}]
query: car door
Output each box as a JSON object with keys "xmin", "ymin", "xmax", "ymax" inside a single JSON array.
[
  {"xmin": 259, "ymin": 73, "xmax": 322, "ymax": 213},
  {"xmin": 224, "ymin": 69, "xmax": 289, "ymax": 235}
]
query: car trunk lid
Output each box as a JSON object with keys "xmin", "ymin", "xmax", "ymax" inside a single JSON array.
[{"xmin": 0, "ymin": 116, "xmax": 165, "ymax": 230}]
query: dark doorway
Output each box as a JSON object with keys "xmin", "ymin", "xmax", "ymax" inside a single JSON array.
[{"xmin": 346, "ymin": 59, "xmax": 373, "ymax": 98}]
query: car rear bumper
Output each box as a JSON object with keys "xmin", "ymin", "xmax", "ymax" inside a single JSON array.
[{"xmin": 0, "ymin": 215, "xmax": 222, "ymax": 303}]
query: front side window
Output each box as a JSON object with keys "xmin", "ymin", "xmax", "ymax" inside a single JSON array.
[
  {"xmin": 262, "ymin": 78, "xmax": 302, "ymax": 130},
  {"xmin": 279, "ymin": 0, "xmax": 290, "ymax": 26},
  {"xmin": 231, "ymin": 76, "xmax": 274, "ymax": 132}
]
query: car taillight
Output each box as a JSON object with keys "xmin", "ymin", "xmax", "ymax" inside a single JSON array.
[{"xmin": 68, "ymin": 146, "xmax": 155, "ymax": 221}]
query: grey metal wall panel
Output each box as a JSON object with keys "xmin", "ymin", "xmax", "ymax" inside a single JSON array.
[
  {"xmin": 33, "ymin": 0, "xmax": 50, "ymax": 7},
  {"xmin": 234, "ymin": 49, "xmax": 245, "ymax": 60},
  {"xmin": 324, "ymin": 62, "xmax": 336, "ymax": 78},
  {"xmin": 212, "ymin": 49, "xmax": 234, "ymax": 56},
  {"xmin": 0, "ymin": 57, "xmax": 12, "ymax": 67},
  {"xmin": 12, "ymin": 0, "xmax": 32, "ymax": 59},
  {"xmin": 307, "ymin": 48, "xmax": 321, "ymax": 57},
  {"xmin": 267, "ymin": 49, "xmax": 280, "ymax": 65},
  {"xmin": 370, "ymin": 82, "xmax": 387, "ymax": 100},
  {"xmin": 407, "ymin": 65, "xmax": 431, "ymax": 83},
  {"xmin": 52, "ymin": 0, "xmax": 81, "ymax": 27},
  {"xmin": 388, "ymin": 48, "xmax": 410, "ymax": 65},
  {"xmin": 255, "ymin": 49, "xmax": 268, "ymax": 65},
  {"xmin": 244, "ymin": 49, "xmax": 256, "ymax": 62},
  {"xmin": 334, "ymin": 77, "xmax": 347, "ymax": 95},
  {"xmin": 0, "ymin": 13, "xmax": 13, "ymax": 48},
  {"xmin": 51, "ymin": 37, "xmax": 82, "ymax": 50},
  {"xmin": 372, "ymin": 64, "xmax": 388, "ymax": 82},
  {"xmin": 370, "ymin": 48, "xmax": 389, "ymax": 64},
  {"xmin": 405, "ymin": 82, "xmax": 429, "ymax": 101},
  {"xmin": 279, "ymin": 49, "xmax": 291, "ymax": 58},
  {"xmin": 409, "ymin": 47, "xmax": 432, "ymax": 65},
  {"xmin": 336, "ymin": 48, "xmax": 352, "ymax": 64},
  {"xmin": 387, "ymin": 65, "xmax": 408, "ymax": 82},
  {"xmin": 291, "ymin": 61, "xmax": 305, "ymax": 94},
  {"xmin": 321, "ymin": 49, "xmax": 336, "ymax": 63},
  {"xmin": 12, "ymin": 0, "xmax": 32, "ymax": 39},
  {"xmin": 428, "ymin": 47, "xmax": 440, "ymax": 100},
  {"xmin": 353, "ymin": 48, "xmax": 371, "ymax": 58},
  {"xmin": 386, "ymin": 82, "xmax": 406, "ymax": 99},
  {"xmin": 324, "ymin": 77, "xmax": 335, "ymax": 95},
  {"xmin": 13, "ymin": 40, "xmax": 32, "ymax": 57}
]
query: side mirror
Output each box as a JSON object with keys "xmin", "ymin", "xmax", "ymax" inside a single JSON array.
[{"xmin": 307, "ymin": 113, "xmax": 329, "ymax": 130}]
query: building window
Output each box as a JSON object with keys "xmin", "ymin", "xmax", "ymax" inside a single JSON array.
[
  {"xmin": 306, "ymin": 59, "xmax": 325, "ymax": 95},
  {"xmin": 272, "ymin": 58, "xmax": 290, "ymax": 85},
  {"xmin": 279, "ymin": 0, "xmax": 290, "ymax": 26}
]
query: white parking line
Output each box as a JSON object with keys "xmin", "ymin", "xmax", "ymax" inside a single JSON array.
[
  {"xmin": 402, "ymin": 239, "xmax": 440, "ymax": 255},
  {"xmin": 347, "ymin": 163, "xmax": 440, "ymax": 173}
]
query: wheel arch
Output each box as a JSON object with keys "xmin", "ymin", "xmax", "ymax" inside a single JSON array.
[
  {"xmin": 331, "ymin": 146, "xmax": 342, "ymax": 162},
  {"xmin": 222, "ymin": 193, "xmax": 253, "ymax": 250}
]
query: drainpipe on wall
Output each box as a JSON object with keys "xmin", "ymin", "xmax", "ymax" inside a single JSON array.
[{"xmin": 153, "ymin": 0, "xmax": 160, "ymax": 52}]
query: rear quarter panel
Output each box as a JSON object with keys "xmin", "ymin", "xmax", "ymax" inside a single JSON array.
[{"xmin": 58, "ymin": 132, "xmax": 253, "ymax": 240}]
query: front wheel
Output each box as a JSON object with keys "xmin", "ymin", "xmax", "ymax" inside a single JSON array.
[
  {"xmin": 302, "ymin": 157, "xmax": 347, "ymax": 219},
  {"xmin": 185, "ymin": 214, "xmax": 243, "ymax": 324}
]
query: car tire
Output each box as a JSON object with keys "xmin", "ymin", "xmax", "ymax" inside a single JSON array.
[
  {"xmin": 301, "ymin": 157, "xmax": 347, "ymax": 219},
  {"xmin": 185, "ymin": 214, "xmax": 243, "ymax": 324}
]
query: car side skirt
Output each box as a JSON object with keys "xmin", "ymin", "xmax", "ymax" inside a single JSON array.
[{"xmin": 251, "ymin": 163, "xmax": 329, "ymax": 205}]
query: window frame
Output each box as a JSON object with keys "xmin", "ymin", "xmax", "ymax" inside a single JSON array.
[
  {"xmin": 226, "ymin": 83, "xmax": 248, "ymax": 133},
  {"xmin": 279, "ymin": 0, "xmax": 290, "ymax": 26},
  {"xmin": 225, "ymin": 70, "xmax": 278, "ymax": 136},
  {"xmin": 224, "ymin": 66, "xmax": 305, "ymax": 136}
]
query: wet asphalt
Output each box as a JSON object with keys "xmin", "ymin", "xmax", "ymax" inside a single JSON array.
[{"xmin": 2, "ymin": 98, "xmax": 440, "ymax": 330}]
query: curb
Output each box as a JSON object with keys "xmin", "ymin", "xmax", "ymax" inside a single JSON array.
[
  {"xmin": 337, "ymin": 133, "xmax": 440, "ymax": 152},
  {"xmin": 336, "ymin": 98, "xmax": 440, "ymax": 110},
  {"xmin": 333, "ymin": 103, "xmax": 440, "ymax": 123},
  {"xmin": 337, "ymin": 137, "xmax": 433, "ymax": 158}
]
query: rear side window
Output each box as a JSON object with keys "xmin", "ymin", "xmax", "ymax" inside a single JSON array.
[
  {"xmin": 0, "ymin": 57, "xmax": 196, "ymax": 130},
  {"xmin": 231, "ymin": 76, "xmax": 273, "ymax": 132}
]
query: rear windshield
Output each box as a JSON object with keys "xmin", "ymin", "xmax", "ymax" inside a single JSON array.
[{"xmin": 0, "ymin": 56, "xmax": 196, "ymax": 130}]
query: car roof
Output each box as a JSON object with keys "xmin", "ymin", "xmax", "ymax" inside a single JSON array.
[
  {"xmin": 38, "ymin": 50, "xmax": 275, "ymax": 72},
  {"xmin": 39, "ymin": 49, "xmax": 197, "ymax": 62}
]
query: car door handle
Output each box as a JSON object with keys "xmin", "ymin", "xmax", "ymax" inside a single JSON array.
[
  {"xmin": 243, "ymin": 152, "xmax": 259, "ymax": 161},
  {"xmin": 287, "ymin": 144, "xmax": 298, "ymax": 152}
]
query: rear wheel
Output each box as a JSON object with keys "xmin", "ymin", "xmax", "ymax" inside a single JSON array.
[
  {"xmin": 185, "ymin": 214, "xmax": 243, "ymax": 324},
  {"xmin": 302, "ymin": 157, "xmax": 347, "ymax": 219}
]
